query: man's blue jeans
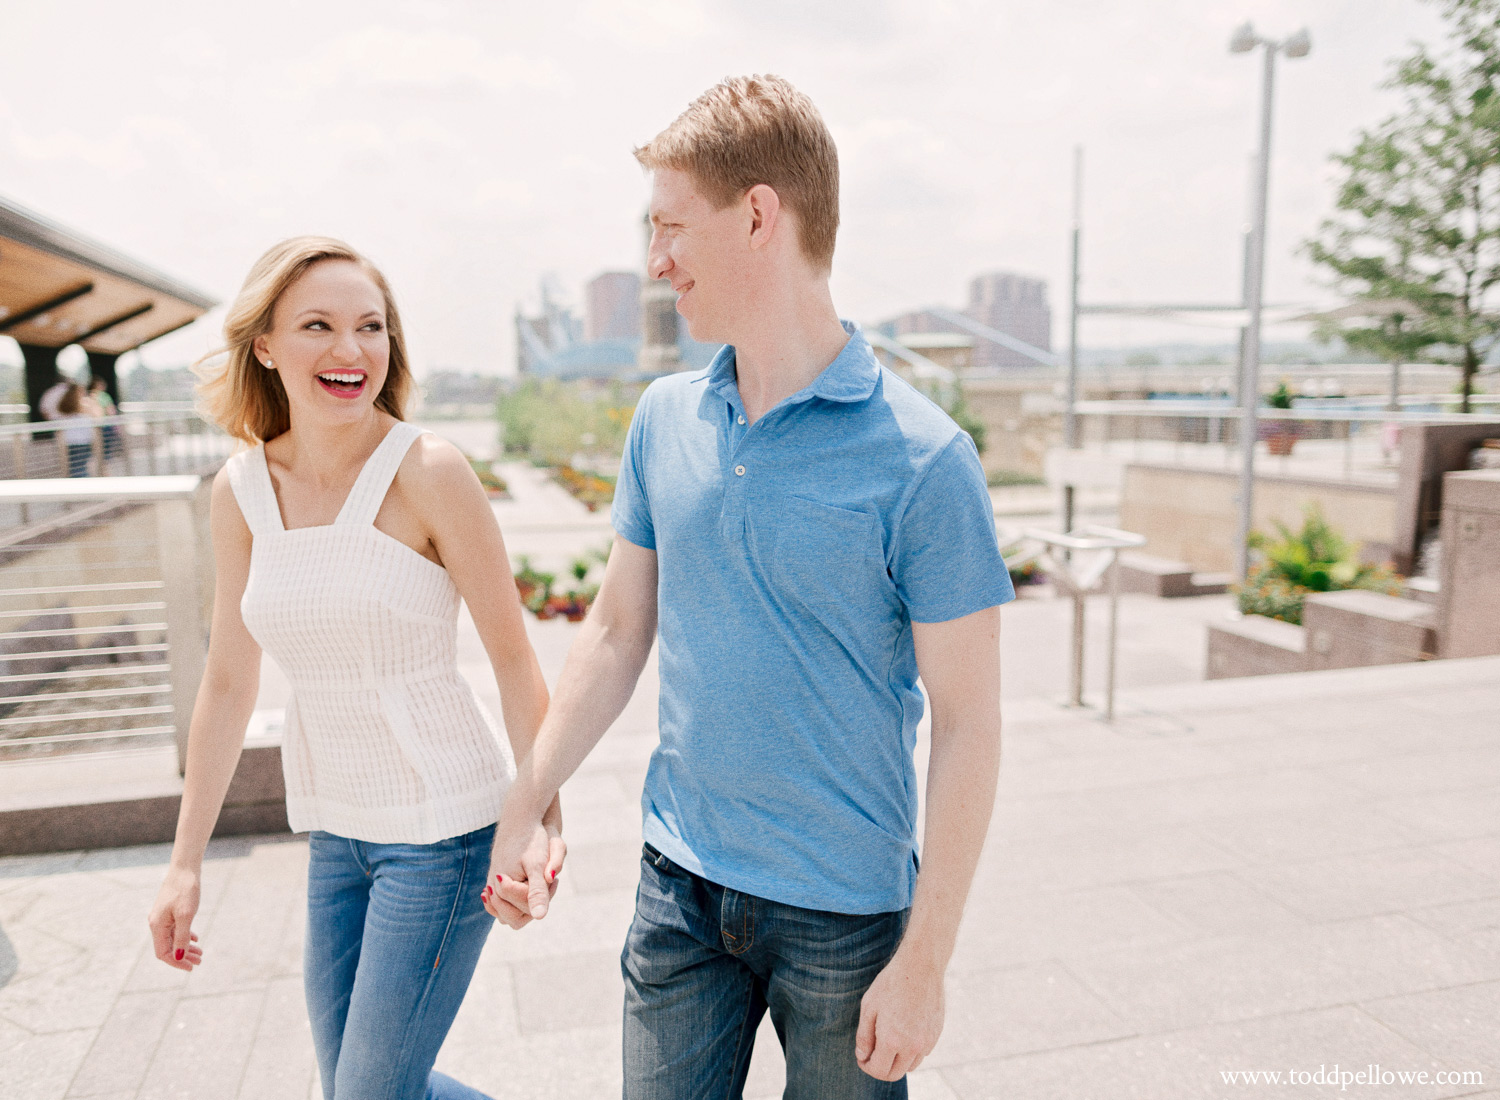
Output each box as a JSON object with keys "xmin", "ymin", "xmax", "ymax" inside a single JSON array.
[
  {"xmin": 622, "ymin": 843, "xmax": 910, "ymax": 1100},
  {"xmin": 304, "ymin": 826, "xmax": 496, "ymax": 1100}
]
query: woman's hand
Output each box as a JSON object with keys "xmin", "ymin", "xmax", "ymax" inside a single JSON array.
[
  {"xmin": 148, "ymin": 864, "xmax": 205, "ymax": 971},
  {"xmin": 483, "ymin": 796, "xmax": 566, "ymax": 929}
]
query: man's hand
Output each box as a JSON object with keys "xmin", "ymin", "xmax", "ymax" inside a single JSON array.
[
  {"xmin": 482, "ymin": 800, "xmax": 565, "ymax": 929},
  {"xmin": 854, "ymin": 948, "xmax": 945, "ymax": 1081}
]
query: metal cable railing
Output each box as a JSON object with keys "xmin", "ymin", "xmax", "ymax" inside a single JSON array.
[
  {"xmin": 0, "ymin": 475, "xmax": 211, "ymax": 765},
  {"xmin": 1064, "ymin": 400, "xmax": 1499, "ymax": 485},
  {"xmin": 0, "ymin": 405, "xmax": 230, "ymax": 544}
]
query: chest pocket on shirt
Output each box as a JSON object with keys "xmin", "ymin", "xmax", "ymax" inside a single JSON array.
[{"xmin": 752, "ymin": 495, "xmax": 892, "ymax": 622}]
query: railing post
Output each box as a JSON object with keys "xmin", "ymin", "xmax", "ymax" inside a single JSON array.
[
  {"xmin": 120, "ymin": 416, "xmax": 136, "ymax": 474},
  {"xmin": 1069, "ymin": 590, "xmax": 1086, "ymax": 707},
  {"xmin": 1105, "ymin": 552, "xmax": 1121, "ymax": 721},
  {"xmin": 155, "ymin": 493, "xmax": 207, "ymax": 773}
]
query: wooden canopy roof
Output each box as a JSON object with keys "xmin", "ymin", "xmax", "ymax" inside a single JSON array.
[{"xmin": 0, "ymin": 194, "xmax": 217, "ymax": 356}]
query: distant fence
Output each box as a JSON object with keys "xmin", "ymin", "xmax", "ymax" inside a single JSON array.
[{"xmin": 1067, "ymin": 399, "xmax": 1498, "ymax": 483}]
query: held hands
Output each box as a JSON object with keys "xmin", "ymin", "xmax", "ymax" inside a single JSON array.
[
  {"xmin": 854, "ymin": 947, "xmax": 946, "ymax": 1081},
  {"xmin": 482, "ymin": 797, "xmax": 566, "ymax": 929},
  {"xmin": 148, "ymin": 864, "xmax": 205, "ymax": 971}
]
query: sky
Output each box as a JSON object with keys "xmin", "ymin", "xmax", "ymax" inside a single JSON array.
[{"xmin": 0, "ymin": 0, "xmax": 1452, "ymax": 375}]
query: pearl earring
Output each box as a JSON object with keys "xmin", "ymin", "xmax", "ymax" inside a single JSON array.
[{"xmin": 264, "ymin": 358, "xmax": 274, "ymax": 368}]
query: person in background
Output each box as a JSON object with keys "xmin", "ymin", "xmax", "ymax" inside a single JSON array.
[
  {"xmin": 38, "ymin": 377, "xmax": 70, "ymax": 421},
  {"xmin": 87, "ymin": 376, "xmax": 121, "ymax": 460},
  {"xmin": 55, "ymin": 382, "xmax": 101, "ymax": 477}
]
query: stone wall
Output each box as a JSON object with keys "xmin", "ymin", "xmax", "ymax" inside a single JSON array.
[
  {"xmin": 1119, "ymin": 464, "xmax": 1397, "ymax": 574},
  {"xmin": 1439, "ymin": 468, "xmax": 1500, "ymax": 658}
]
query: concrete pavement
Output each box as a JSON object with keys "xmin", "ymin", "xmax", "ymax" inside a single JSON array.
[{"xmin": 1, "ymin": 448, "xmax": 1495, "ymax": 1098}]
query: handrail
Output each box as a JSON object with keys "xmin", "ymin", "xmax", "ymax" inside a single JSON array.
[
  {"xmin": 0, "ymin": 475, "xmax": 203, "ymax": 504},
  {"xmin": 1071, "ymin": 400, "xmax": 1496, "ymax": 423},
  {"xmin": 0, "ymin": 408, "xmax": 203, "ymax": 439},
  {"xmin": 1005, "ymin": 524, "xmax": 1147, "ymax": 719},
  {"xmin": 1021, "ymin": 524, "xmax": 1147, "ymax": 553}
]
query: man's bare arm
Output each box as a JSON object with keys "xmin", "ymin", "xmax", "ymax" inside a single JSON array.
[
  {"xmin": 855, "ymin": 604, "xmax": 1002, "ymax": 1081},
  {"xmin": 485, "ymin": 536, "xmax": 659, "ymax": 922}
]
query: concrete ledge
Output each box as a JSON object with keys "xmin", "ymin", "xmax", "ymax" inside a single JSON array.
[
  {"xmin": 1118, "ymin": 553, "xmax": 1196, "ymax": 598},
  {"xmin": 1117, "ymin": 555, "xmax": 1233, "ymax": 599},
  {"xmin": 1207, "ymin": 616, "xmax": 1306, "ymax": 679},
  {"xmin": 1304, "ymin": 589, "xmax": 1437, "ymax": 671},
  {"xmin": 1403, "ymin": 575, "xmax": 1441, "ymax": 607},
  {"xmin": 0, "ymin": 740, "xmax": 287, "ymax": 857}
]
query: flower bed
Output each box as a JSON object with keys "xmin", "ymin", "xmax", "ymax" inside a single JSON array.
[
  {"xmin": 553, "ymin": 465, "xmax": 615, "ymax": 511},
  {"xmin": 513, "ymin": 545, "xmax": 610, "ymax": 622},
  {"xmin": 468, "ymin": 456, "xmax": 509, "ymax": 498},
  {"xmin": 1232, "ymin": 505, "xmax": 1401, "ymax": 625}
]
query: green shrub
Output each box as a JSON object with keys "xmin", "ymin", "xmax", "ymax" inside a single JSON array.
[
  {"xmin": 986, "ymin": 469, "xmax": 1045, "ymax": 488},
  {"xmin": 496, "ymin": 379, "xmax": 640, "ymax": 465},
  {"xmin": 1233, "ymin": 505, "xmax": 1402, "ymax": 624}
]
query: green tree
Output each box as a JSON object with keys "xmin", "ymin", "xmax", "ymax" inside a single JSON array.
[{"xmin": 1306, "ymin": 0, "xmax": 1500, "ymax": 412}]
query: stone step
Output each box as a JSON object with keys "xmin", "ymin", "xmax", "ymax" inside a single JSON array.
[
  {"xmin": 1119, "ymin": 554, "xmax": 1232, "ymax": 598},
  {"xmin": 1207, "ymin": 615, "xmax": 1306, "ymax": 679},
  {"xmin": 1303, "ymin": 589, "xmax": 1438, "ymax": 670},
  {"xmin": 0, "ymin": 730, "xmax": 286, "ymax": 857}
]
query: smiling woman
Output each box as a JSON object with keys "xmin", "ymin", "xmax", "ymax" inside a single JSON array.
[
  {"xmin": 195, "ymin": 236, "xmax": 412, "ymax": 444},
  {"xmin": 151, "ymin": 236, "xmax": 557, "ymax": 1100}
]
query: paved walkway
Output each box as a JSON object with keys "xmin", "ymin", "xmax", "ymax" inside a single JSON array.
[{"xmin": 1, "ymin": 456, "xmax": 1496, "ymax": 1098}]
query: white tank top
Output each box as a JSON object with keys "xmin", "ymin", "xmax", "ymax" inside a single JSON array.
[{"xmin": 225, "ymin": 421, "xmax": 514, "ymax": 844}]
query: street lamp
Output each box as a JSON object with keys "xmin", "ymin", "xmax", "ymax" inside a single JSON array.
[{"xmin": 1231, "ymin": 21, "xmax": 1311, "ymax": 582}]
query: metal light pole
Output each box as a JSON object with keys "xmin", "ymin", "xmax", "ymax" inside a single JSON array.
[
  {"xmin": 1231, "ymin": 22, "xmax": 1310, "ymax": 581},
  {"xmin": 1063, "ymin": 146, "xmax": 1083, "ymax": 535}
]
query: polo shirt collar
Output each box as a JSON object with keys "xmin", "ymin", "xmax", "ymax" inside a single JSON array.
[{"xmin": 704, "ymin": 320, "xmax": 880, "ymax": 407}]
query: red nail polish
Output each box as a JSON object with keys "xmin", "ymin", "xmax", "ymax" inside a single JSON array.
[
  {"xmin": 175, "ymin": 949, "xmax": 184, "ymax": 961},
  {"xmin": 496, "ymin": 874, "xmax": 505, "ymax": 884}
]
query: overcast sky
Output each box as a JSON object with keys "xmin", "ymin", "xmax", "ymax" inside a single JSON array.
[{"xmin": 0, "ymin": 0, "xmax": 1450, "ymax": 375}]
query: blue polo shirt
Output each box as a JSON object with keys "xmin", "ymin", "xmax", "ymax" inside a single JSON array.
[{"xmin": 611, "ymin": 323, "xmax": 1013, "ymax": 914}]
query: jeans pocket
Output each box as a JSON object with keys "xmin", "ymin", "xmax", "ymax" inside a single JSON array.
[{"xmin": 641, "ymin": 842, "xmax": 677, "ymax": 873}]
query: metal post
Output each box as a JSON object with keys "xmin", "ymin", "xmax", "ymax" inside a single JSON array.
[
  {"xmin": 1069, "ymin": 590, "xmax": 1086, "ymax": 707},
  {"xmin": 1105, "ymin": 553, "xmax": 1121, "ymax": 721},
  {"xmin": 1235, "ymin": 43, "xmax": 1278, "ymax": 581},
  {"xmin": 155, "ymin": 495, "xmax": 208, "ymax": 773},
  {"xmin": 1387, "ymin": 358, "xmax": 1402, "ymax": 412},
  {"xmin": 1063, "ymin": 146, "xmax": 1083, "ymax": 536}
]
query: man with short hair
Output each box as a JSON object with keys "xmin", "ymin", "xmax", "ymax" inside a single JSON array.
[{"xmin": 487, "ymin": 75, "xmax": 1013, "ymax": 1098}]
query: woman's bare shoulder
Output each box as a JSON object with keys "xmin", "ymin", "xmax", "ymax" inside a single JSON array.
[{"xmin": 393, "ymin": 430, "xmax": 485, "ymax": 512}]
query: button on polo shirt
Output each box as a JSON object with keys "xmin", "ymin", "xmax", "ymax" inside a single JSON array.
[{"xmin": 611, "ymin": 323, "xmax": 1013, "ymax": 915}]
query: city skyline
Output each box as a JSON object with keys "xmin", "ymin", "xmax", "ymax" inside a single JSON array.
[{"xmin": 0, "ymin": 0, "xmax": 1448, "ymax": 375}]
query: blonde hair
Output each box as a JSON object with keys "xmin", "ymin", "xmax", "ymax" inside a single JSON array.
[
  {"xmin": 196, "ymin": 236, "xmax": 412, "ymax": 444},
  {"xmin": 635, "ymin": 75, "xmax": 839, "ymax": 269}
]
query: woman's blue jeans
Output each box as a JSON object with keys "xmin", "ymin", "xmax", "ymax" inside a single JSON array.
[
  {"xmin": 622, "ymin": 843, "xmax": 910, "ymax": 1100},
  {"xmin": 305, "ymin": 825, "xmax": 496, "ymax": 1100}
]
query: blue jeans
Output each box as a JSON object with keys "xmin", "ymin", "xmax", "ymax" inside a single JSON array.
[
  {"xmin": 622, "ymin": 843, "xmax": 910, "ymax": 1100},
  {"xmin": 305, "ymin": 825, "xmax": 496, "ymax": 1100}
]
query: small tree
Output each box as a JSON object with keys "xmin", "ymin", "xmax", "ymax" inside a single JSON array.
[{"xmin": 1306, "ymin": 0, "xmax": 1500, "ymax": 412}]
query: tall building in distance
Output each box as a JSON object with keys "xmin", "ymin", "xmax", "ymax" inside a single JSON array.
[
  {"xmin": 967, "ymin": 272, "xmax": 1051, "ymax": 369},
  {"xmin": 585, "ymin": 271, "xmax": 641, "ymax": 342},
  {"xmin": 637, "ymin": 212, "xmax": 681, "ymax": 375},
  {"xmin": 880, "ymin": 270, "xmax": 1052, "ymax": 372}
]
